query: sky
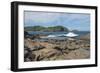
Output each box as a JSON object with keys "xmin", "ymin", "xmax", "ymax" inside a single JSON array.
[{"xmin": 24, "ymin": 11, "xmax": 90, "ymax": 31}]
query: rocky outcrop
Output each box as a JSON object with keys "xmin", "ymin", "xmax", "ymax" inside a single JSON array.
[
  {"xmin": 64, "ymin": 48, "xmax": 90, "ymax": 59},
  {"xmin": 24, "ymin": 33, "xmax": 90, "ymax": 62},
  {"xmin": 79, "ymin": 33, "xmax": 90, "ymax": 40}
]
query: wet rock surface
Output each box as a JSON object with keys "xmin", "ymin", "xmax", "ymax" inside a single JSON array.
[{"xmin": 24, "ymin": 33, "xmax": 90, "ymax": 62}]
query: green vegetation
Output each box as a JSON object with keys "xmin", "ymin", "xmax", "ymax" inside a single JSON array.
[
  {"xmin": 24, "ymin": 26, "xmax": 69, "ymax": 32},
  {"xmin": 24, "ymin": 26, "xmax": 45, "ymax": 31}
]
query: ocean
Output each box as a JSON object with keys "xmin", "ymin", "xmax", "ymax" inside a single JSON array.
[{"xmin": 28, "ymin": 31, "xmax": 90, "ymax": 37}]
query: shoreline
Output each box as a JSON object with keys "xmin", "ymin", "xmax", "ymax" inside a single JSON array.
[{"xmin": 24, "ymin": 31, "xmax": 90, "ymax": 62}]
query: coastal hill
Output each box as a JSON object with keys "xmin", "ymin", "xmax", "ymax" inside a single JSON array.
[{"xmin": 24, "ymin": 26, "xmax": 69, "ymax": 32}]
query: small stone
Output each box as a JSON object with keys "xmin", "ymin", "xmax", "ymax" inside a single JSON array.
[
  {"xmin": 25, "ymin": 58, "xmax": 31, "ymax": 62},
  {"xmin": 24, "ymin": 50, "xmax": 28, "ymax": 54}
]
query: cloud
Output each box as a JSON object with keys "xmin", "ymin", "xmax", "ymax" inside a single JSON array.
[
  {"xmin": 24, "ymin": 11, "xmax": 60, "ymax": 24},
  {"xmin": 24, "ymin": 11, "xmax": 90, "ymax": 31}
]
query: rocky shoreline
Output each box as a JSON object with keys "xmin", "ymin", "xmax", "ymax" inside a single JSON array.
[{"xmin": 24, "ymin": 31, "xmax": 90, "ymax": 62}]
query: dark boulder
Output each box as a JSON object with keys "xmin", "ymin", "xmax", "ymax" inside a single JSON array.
[{"xmin": 24, "ymin": 31, "xmax": 30, "ymax": 38}]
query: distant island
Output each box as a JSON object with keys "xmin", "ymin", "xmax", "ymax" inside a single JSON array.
[{"xmin": 24, "ymin": 26, "xmax": 70, "ymax": 32}]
